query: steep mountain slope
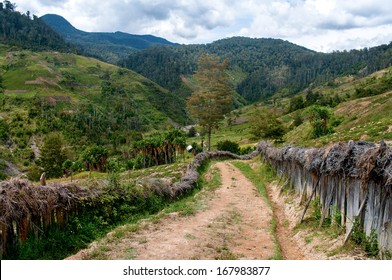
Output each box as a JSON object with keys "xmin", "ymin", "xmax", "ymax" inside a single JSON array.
[
  {"xmin": 41, "ymin": 14, "xmax": 179, "ymax": 63},
  {"xmin": 0, "ymin": 44, "xmax": 188, "ymax": 171}
]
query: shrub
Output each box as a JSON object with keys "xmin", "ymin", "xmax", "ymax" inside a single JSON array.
[
  {"xmin": 239, "ymin": 146, "xmax": 255, "ymax": 155},
  {"xmin": 306, "ymin": 105, "xmax": 332, "ymax": 138},
  {"xmin": 216, "ymin": 140, "xmax": 240, "ymax": 154},
  {"xmin": 250, "ymin": 108, "xmax": 286, "ymax": 142},
  {"xmin": 187, "ymin": 126, "xmax": 197, "ymax": 137}
]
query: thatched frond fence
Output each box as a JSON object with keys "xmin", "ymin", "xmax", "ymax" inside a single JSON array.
[
  {"xmin": 1, "ymin": 140, "xmax": 391, "ymax": 258},
  {"xmin": 257, "ymin": 140, "xmax": 392, "ymax": 256},
  {"xmin": 0, "ymin": 149, "xmax": 260, "ymax": 259}
]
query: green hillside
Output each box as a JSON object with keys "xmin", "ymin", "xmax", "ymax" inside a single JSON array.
[
  {"xmin": 0, "ymin": 44, "xmax": 188, "ymax": 177},
  {"xmin": 283, "ymin": 67, "xmax": 392, "ymax": 147},
  {"xmin": 121, "ymin": 37, "xmax": 392, "ymax": 103},
  {"xmin": 205, "ymin": 66, "xmax": 392, "ymax": 149}
]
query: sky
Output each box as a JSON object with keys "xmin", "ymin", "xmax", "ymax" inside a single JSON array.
[{"xmin": 13, "ymin": 0, "xmax": 392, "ymax": 52}]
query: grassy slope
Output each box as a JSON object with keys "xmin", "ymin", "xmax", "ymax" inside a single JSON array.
[
  {"xmin": 0, "ymin": 45, "xmax": 185, "ymax": 125},
  {"xmin": 284, "ymin": 67, "xmax": 392, "ymax": 147},
  {"xmin": 206, "ymin": 66, "xmax": 392, "ymax": 149},
  {"xmin": 0, "ymin": 44, "xmax": 188, "ymax": 171}
]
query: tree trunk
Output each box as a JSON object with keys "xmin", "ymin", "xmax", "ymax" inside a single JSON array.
[{"xmin": 207, "ymin": 127, "xmax": 212, "ymax": 151}]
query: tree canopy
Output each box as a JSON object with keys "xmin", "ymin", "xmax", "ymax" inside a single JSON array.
[
  {"xmin": 187, "ymin": 53, "xmax": 234, "ymax": 150},
  {"xmin": 0, "ymin": 1, "xmax": 75, "ymax": 52}
]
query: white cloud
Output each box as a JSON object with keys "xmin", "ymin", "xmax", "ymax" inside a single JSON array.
[{"xmin": 14, "ymin": 0, "xmax": 392, "ymax": 52}]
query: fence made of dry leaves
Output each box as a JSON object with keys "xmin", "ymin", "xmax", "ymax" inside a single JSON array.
[
  {"xmin": 0, "ymin": 149, "xmax": 259, "ymax": 259},
  {"xmin": 1, "ymin": 140, "xmax": 391, "ymax": 258},
  {"xmin": 258, "ymin": 140, "xmax": 392, "ymax": 256}
]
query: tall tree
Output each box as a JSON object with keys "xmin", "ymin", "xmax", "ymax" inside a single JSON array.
[{"xmin": 187, "ymin": 53, "xmax": 234, "ymax": 151}]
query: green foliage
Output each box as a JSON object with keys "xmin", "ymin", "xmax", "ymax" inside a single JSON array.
[
  {"xmin": 250, "ymin": 108, "xmax": 286, "ymax": 142},
  {"xmin": 187, "ymin": 126, "xmax": 197, "ymax": 137},
  {"xmin": 0, "ymin": 118, "xmax": 8, "ymax": 143},
  {"xmin": 0, "ymin": 48, "xmax": 188, "ymax": 171},
  {"xmin": 187, "ymin": 53, "xmax": 235, "ymax": 151},
  {"xmin": 351, "ymin": 218, "xmax": 379, "ymax": 257},
  {"xmin": 0, "ymin": 159, "xmax": 7, "ymax": 180},
  {"xmin": 122, "ymin": 37, "xmax": 392, "ymax": 103},
  {"xmin": 27, "ymin": 163, "xmax": 41, "ymax": 181},
  {"xmin": 106, "ymin": 158, "xmax": 122, "ymax": 187},
  {"xmin": 306, "ymin": 105, "xmax": 332, "ymax": 138},
  {"xmin": 132, "ymin": 129, "xmax": 187, "ymax": 168},
  {"xmin": 81, "ymin": 145, "xmax": 108, "ymax": 172},
  {"xmin": 190, "ymin": 142, "xmax": 203, "ymax": 154},
  {"xmin": 216, "ymin": 140, "xmax": 240, "ymax": 154},
  {"xmin": 0, "ymin": 3, "xmax": 75, "ymax": 52},
  {"xmin": 354, "ymin": 74, "xmax": 392, "ymax": 98},
  {"xmin": 62, "ymin": 159, "xmax": 73, "ymax": 177},
  {"xmin": 39, "ymin": 132, "xmax": 67, "ymax": 178},
  {"xmin": 292, "ymin": 112, "xmax": 304, "ymax": 127},
  {"xmin": 71, "ymin": 160, "xmax": 85, "ymax": 173},
  {"xmin": 239, "ymin": 146, "xmax": 255, "ymax": 155},
  {"xmin": 287, "ymin": 95, "xmax": 305, "ymax": 112}
]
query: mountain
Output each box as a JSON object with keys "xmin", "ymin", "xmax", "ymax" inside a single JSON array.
[
  {"xmin": 41, "ymin": 14, "xmax": 179, "ymax": 63},
  {"xmin": 121, "ymin": 37, "xmax": 392, "ymax": 102}
]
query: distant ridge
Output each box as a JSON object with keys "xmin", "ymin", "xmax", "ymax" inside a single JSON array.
[{"xmin": 41, "ymin": 14, "xmax": 178, "ymax": 62}]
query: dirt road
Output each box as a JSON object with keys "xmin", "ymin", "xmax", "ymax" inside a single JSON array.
[
  {"xmin": 67, "ymin": 162, "xmax": 301, "ymax": 260},
  {"xmin": 66, "ymin": 161, "xmax": 365, "ymax": 260}
]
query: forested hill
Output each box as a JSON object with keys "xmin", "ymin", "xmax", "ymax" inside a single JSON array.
[
  {"xmin": 120, "ymin": 37, "xmax": 392, "ymax": 102},
  {"xmin": 0, "ymin": 2, "xmax": 75, "ymax": 52},
  {"xmin": 41, "ymin": 14, "xmax": 179, "ymax": 64}
]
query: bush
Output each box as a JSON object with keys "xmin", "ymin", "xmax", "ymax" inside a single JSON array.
[
  {"xmin": 27, "ymin": 163, "xmax": 41, "ymax": 181},
  {"xmin": 250, "ymin": 108, "xmax": 286, "ymax": 142},
  {"xmin": 0, "ymin": 118, "xmax": 8, "ymax": 143},
  {"xmin": 40, "ymin": 133, "xmax": 67, "ymax": 178},
  {"xmin": 187, "ymin": 126, "xmax": 197, "ymax": 137},
  {"xmin": 306, "ymin": 105, "xmax": 332, "ymax": 138},
  {"xmin": 216, "ymin": 140, "xmax": 240, "ymax": 154},
  {"xmin": 190, "ymin": 142, "xmax": 203, "ymax": 154}
]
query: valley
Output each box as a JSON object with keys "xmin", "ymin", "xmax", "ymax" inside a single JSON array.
[{"xmin": 0, "ymin": 2, "xmax": 391, "ymax": 260}]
